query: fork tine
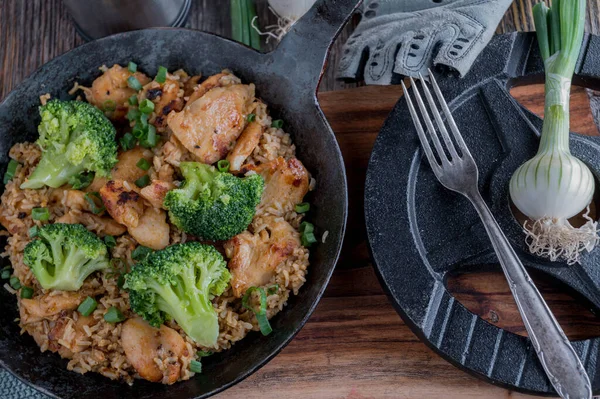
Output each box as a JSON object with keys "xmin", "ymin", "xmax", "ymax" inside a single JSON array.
[
  {"xmin": 427, "ymin": 69, "xmax": 471, "ymax": 156},
  {"xmin": 408, "ymin": 77, "xmax": 448, "ymax": 164},
  {"xmin": 401, "ymin": 81, "xmax": 441, "ymax": 173},
  {"xmin": 417, "ymin": 73, "xmax": 460, "ymax": 160}
]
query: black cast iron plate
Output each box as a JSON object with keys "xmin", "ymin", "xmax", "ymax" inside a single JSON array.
[{"xmin": 365, "ymin": 32, "xmax": 600, "ymax": 396}]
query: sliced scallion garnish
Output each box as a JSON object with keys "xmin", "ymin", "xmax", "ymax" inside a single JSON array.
[
  {"xmin": 69, "ymin": 171, "xmax": 94, "ymax": 190},
  {"xmin": 271, "ymin": 119, "xmax": 284, "ymax": 129},
  {"xmin": 84, "ymin": 192, "xmax": 105, "ymax": 215},
  {"xmin": 103, "ymin": 99, "xmax": 116, "ymax": 111},
  {"xmin": 242, "ymin": 287, "xmax": 272, "ymax": 336},
  {"xmin": 139, "ymin": 99, "xmax": 154, "ymax": 114},
  {"xmin": 120, "ymin": 132, "xmax": 136, "ymax": 151},
  {"xmin": 136, "ymin": 158, "xmax": 151, "ymax": 171},
  {"xmin": 127, "ymin": 76, "xmax": 142, "ymax": 91},
  {"xmin": 78, "ymin": 296, "xmax": 98, "ymax": 316},
  {"xmin": 9, "ymin": 276, "xmax": 21, "ymax": 290},
  {"xmin": 247, "ymin": 113, "xmax": 256, "ymax": 122},
  {"xmin": 295, "ymin": 202, "xmax": 310, "ymax": 213},
  {"xmin": 20, "ymin": 286, "xmax": 34, "ymax": 299},
  {"xmin": 217, "ymin": 160, "xmax": 230, "ymax": 173},
  {"xmin": 155, "ymin": 66, "xmax": 168, "ymax": 84},
  {"xmin": 190, "ymin": 360, "xmax": 202, "ymax": 373},
  {"xmin": 104, "ymin": 306, "xmax": 126, "ymax": 323},
  {"xmin": 104, "ymin": 235, "xmax": 116, "ymax": 248},
  {"xmin": 128, "ymin": 61, "xmax": 137, "ymax": 73},
  {"xmin": 3, "ymin": 159, "xmax": 19, "ymax": 184},
  {"xmin": 31, "ymin": 207, "xmax": 49, "ymax": 221}
]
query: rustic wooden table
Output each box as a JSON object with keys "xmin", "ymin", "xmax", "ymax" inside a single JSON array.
[{"xmin": 2, "ymin": 1, "xmax": 600, "ymax": 398}]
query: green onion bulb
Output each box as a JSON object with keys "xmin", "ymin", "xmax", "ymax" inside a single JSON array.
[{"xmin": 509, "ymin": 0, "xmax": 596, "ymax": 264}]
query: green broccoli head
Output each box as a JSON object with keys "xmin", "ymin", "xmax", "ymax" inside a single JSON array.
[
  {"xmin": 164, "ymin": 162, "xmax": 264, "ymax": 241},
  {"xmin": 23, "ymin": 223, "xmax": 110, "ymax": 291},
  {"xmin": 124, "ymin": 242, "xmax": 231, "ymax": 347},
  {"xmin": 20, "ymin": 100, "xmax": 118, "ymax": 189}
]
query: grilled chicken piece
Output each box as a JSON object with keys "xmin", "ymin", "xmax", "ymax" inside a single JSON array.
[
  {"xmin": 127, "ymin": 207, "xmax": 170, "ymax": 250},
  {"xmin": 56, "ymin": 211, "xmax": 127, "ymax": 237},
  {"xmin": 50, "ymin": 189, "xmax": 89, "ymax": 211},
  {"xmin": 140, "ymin": 180, "xmax": 175, "ymax": 209},
  {"xmin": 168, "ymin": 84, "xmax": 255, "ymax": 164},
  {"xmin": 141, "ymin": 78, "xmax": 185, "ymax": 128},
  {"xmin": 99, "ymin": 180, "xmax": 144, "ymax": 228},
  {"xmin": 242, "ymin": 157, "xmax": 309, "ymax": 213},
  {"xmin": 183, "ymin": 75, "xmax": 202, "ymax": 97},
  {"xmin": 121, "ymin": 317, "xmax": 188, "ymax": 385},
  {"xmin": 48, "ymin": 315, "xmax": 95, "ymax": 355},
  {"xmin": 86, "ymin": 147, "xmax": 153, "ymax": 192},
  {"xmin": 227, "ymin": 121, "xmax": 263, "ymax": 172},
  {"xmin": 186, "ymin": 72, "xmax": 229, "ymax": 104},
  {"xmin": 20, "ymin": 292, "xmax": 84, "ymax": 324},
  {"xmin": 85, "ymin": 64, "xmax": 150, "ymax": 120},
  {"xmin": 225, "ymin": 216, "xmax": 300, "ymax": 297}
]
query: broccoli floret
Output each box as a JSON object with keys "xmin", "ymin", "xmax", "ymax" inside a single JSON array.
[
  {"xmin": 164, "ymin": 162, "xmax": 264, "ymax": 240},
  {"xmin": 23, "ymin": 223, "xmax": 110, "ymax": 291},
  {"xmin": 20, "ymin": 100, "xmax": 118, "ymax": 189},
  {"xmin": 124, "ymin": 242, "xmax": 231, "ymax": 347}
]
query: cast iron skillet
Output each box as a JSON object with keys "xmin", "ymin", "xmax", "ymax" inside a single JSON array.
[{"xmin": 0, "ymin": 1, "xmax": 359, "ymax": 397}]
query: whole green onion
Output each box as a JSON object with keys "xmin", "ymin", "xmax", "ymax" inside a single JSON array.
[
  {"xmin": 509, "ymin": 0, "xmax": 593, "ymax": 264},
  {"xmin": 231, "ymin": 0, "xmax": 261, "ymax": 50},
  {"xmin": 242, "ymin": 287, "xmax": 272, "ymax": 336},
  {"xmin": 31, "ymin": 207, "xmax": 49, "ymax": 221}
]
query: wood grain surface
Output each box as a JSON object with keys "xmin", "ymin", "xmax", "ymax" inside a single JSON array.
[{"xmin": 2, "ymin": 1, "xmax": 600, "ymax": 398}]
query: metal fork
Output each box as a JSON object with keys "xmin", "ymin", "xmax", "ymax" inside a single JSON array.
[{"xmin": 402, "ymin": 72, "xmax": 592, "ymax": 399}]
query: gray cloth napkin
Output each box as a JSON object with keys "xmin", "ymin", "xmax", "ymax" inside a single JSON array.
[
  {"xmin": 338, "ymin": 0, "xmax": 514, "ymax": 83},
  {"xmin": 0, "ymin": 369, "xmax": 48, "ymax": 398}
]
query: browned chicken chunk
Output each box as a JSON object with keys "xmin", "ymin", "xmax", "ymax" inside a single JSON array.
[
  {"xmin": 141, "ymin": 78, "xmax": 185, "ymax": 128},
  {"xmin": 20, "ymin": 292, "xmax": 84, "ymax": 324},
  {"xmin": 242, "ymin": 157, "xmax": 309, "ymax": 213},
  {"xmin": 128, "ymin": 207, "xmax": 170, "ymax": 250},
  {"xmin": 167, "ymin": 84, "xmax": 255, "ymax": 164},
  {"xmin": 185, "ymin": 72, "xmax": 229, "ymax": 104},
  {"xmin": 121, "ymin": 317, "xmax": 189, "ymax": 385},
  {"xmin": 48, "ymin": 314, "xmax": 95, "ymax": 356},
  {"xmin": 86, "ymin": 147, "xmax": 152, "ymax": 192},
  {"xmin": 99, "ymin": 180, "xmax": 144, "ymax": 228},
  {"xmin": 85, "ymin": 65, "xmax": 150, "ymax": 120},
  {"xmin": 140, "ymin": 180, "xmax": 175, "ymax": 209},
  {"xmin": 226, "ymin": 121, "xmax": 263, "ymax": 172},
  {"xmin": 224, "ymin": 216, "xmax": 300, "ymax": 297}
]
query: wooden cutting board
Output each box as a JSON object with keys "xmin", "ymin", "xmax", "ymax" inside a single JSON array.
[{"xmin": 218, "ymin": 84, "xmax": 600, "ymax": 399}]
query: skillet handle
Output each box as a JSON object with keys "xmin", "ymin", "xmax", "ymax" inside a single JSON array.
[{"xmin": 270, "ymin": 0, "xmax": 362, "ymax": 92}]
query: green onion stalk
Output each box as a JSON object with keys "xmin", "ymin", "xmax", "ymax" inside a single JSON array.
[{"xmin": 509, "ymin": 0, "xmax": 596, "ymax": 264}]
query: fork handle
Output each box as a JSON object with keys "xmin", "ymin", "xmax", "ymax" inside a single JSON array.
[{"xmin": 467, "ymin": 190, "xmax": 592, "ymax": 399}]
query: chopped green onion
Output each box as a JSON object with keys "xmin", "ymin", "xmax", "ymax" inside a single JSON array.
[
  {"xmin": 155, "ymin": 66, "xmax": 168, "ymax": 84},
  {"xmin": 299, "ymin": 221, "xmax": 314, "ymax": 234},
  {"xmin": 138, "ymin": 113, "xmax": 149, "ymax": 127},
  {"xmin": 132, "ymin": 124, "xmax": 146, "ymax": 139},
  {"xmin": 139, "ymin": 99, "xmax": 155, "ymax": 114},
  {"xmin": 128, "ymin": 94, "xmax": 138, "ymax": 106},
  {"xmin": 69, "ymin": 172, "xmax": 94, "ymax": 190},
  {"xmin": 140, "ymin": 125, "xmax": 157, "ymax": 148},
  {"xmin": 9, "ymin": 276, "xmax": 21, "ymax": 290},
  {"xmin": 271, "ymin": 119, "xmax": 284, "ymax": 129},
  {"xmin": 247, "ymin": 113, "xmax": 256, "ymax": 122},
  {"xmin": 120, "ymin": 132, "xmax": 136, "ymax": 151},
  {"xmin": 302, "ymin": 231, "xmax": 317, "ymax": 247},
  {"xmin": 267, "ymin": 284, "xmax": 279, "ymax": 295},
  {"xmin": 103, "ymin": 99, "xmax": 116, "ymax": 111},
  {"xmin": 136, "ymin": 158, "xmax": 151, "ymax": 171},
  {"xmin": 128, "ymin": 61, "xmax": 137, "ymax": 73},
  {"xmin": 132, "ymin": 245, "xmax": 152, "ymax": 261},
  {"xmin": 135, "ymin": 175, "xmax": 150, "ymax": 188},
  {"xmin": 104, "ymin": 235, "xmax": 116, "ymax": 248},
  {"xmin": 126, "ymin": 108, "xmax": 141, "ymax": 122},
  {"xmin": 190, "ymin": 360, "xmax": 202, "ymax": 373},
  {"xmin": 242, "ymin": 287, "xmax": 272, "ymax": 336},
  {"xmin": 84, "ymin": 192, "xmax": 105, "ymax": 215},
  {"xmin": 197, "ymin": 350, "xmax": 213, "ymax": 357},
  {"xmin": 3, "ymin": 159, "xmax": 19, "ymax": 185},
  {"xmin": 295, "ymin": 202, "xmax": 310, "ymax": 213},
  {"xmin": 217, "ymin": 160, "xmax": 230, "ymax": 173},
  {"xmin": 78, "ymin": 296, "xmax": 98, "ymax": 316},
  {"xmin": 127, "ymin": 76, "xmax": 142, "ymax": 91},
  {"xmin": 31, "ymin": 207, "xmax": 49, "ymax": 221},
  {"xmin": 29, "ymin": 226, "xmax": 39, "ymax": 238},
  {"xmin": 117, "ymin": 274, "xmax": 125, "ymax": 289},
  {"xmin": 1, "ymin": 269, "xmax": 12, "ymax": 280},
  {"xmin": 20, "ymin": 287, "xmax": 34, "ymax": 299},
  {"xmin": 104, "ymin": 306, "xmax": 126, "ymax": 323}
]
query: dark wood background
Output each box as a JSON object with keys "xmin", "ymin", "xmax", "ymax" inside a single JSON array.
[{"xmin": 2, "ymin": 1, "xmax": 600, "ymax": 398}]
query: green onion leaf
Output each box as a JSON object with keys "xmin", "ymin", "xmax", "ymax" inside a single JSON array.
[
  {"xmin": 197, "ymin": 350, "xmax": 213, "ymax": 357},
  {"xmin": 295, "ymin": 202, "xmax": 310, "ymax": 213},
  {"xmin": 271, "ymin": 119, "xmax": 284, "ymax": 129},
  {"xmin": 128, "ymin": 61, "xmax": 138, "ymax": 73},
  {"xmin": 217, "ymin": 160, "xmax": 230, "ymax": 173},
  {"xmin": 299, "ymin": 221, "xmax": 314, "ymax": 234},
  {"xmin": 126, "ymin": 108, "xmax": 141, "ymax": 122},
  {"xmin": 85, "ymin": 192, "xmax": 105, "ymax": 215},
  {"xmin": 139, "ymin": 99, "xmax": 155, "ymax": 114},
  {"xmin": 120, "ymin": 132, "xmax": 137, "ymax": 151},
  {"xmin": 20, "ymin": 287, "xmax": 34, "ymax": 299},
  {"xmin": 132, "ymin": 124, "xmax": 146, "ymax": 139},
  {"xmin": 128, "ymin": 94, "xmax": 138, "ymax": 106},
  {"xmin": 138, "ymin": 113, "xmax": 149, "ymax": 127},
  {"xmin": 78, "ymin": 296, "xmax": 98, "ymax": 316},
  {"xmin": 135, "ymin": 175, "xmax": 150, "ymax": 188},
  {"xmin": 29, "ymin": 226, "xmax": 39, "ymax": 238},
  {"xmin": 247, "ymin": 113, "xmax": 256, "ymax": 122},
  {"xmin": 31, "ymin": 207, "xmax": 49, "ymax": 221},
  {"xmin": 9, "ymin": 276, "xmax": 21, "ymax": 290},
  {"xmin": 104, "ymin": 235, "xmax": 116, "ymax": 248},
  {"xmin": 103, "ymin": 99, "xmax": 116, "ymax": 111},
  {"xmin": 155, "ymin": 66, "xmax": 168, "ymax": 84},
  {"xmin": 127, "ymin": 76, "xmax": 142, "ymax": 91},
  {"xmin": 267, "ymin": 284, "xmax": 279, "ymax": 295},
  {"xmin": 140, "ymin": 125, "xmax": 157, "ymax": 148},
  {"xmin": 302, "ymin": 231, "xmax": 317, "ymax": 247},
  {"xmin": 3, "ymin": 159, "xmax": 19, "ymax": 185},
  {"xmin": 104, "ymin": 306, "xmax": 126, "ymax": 323},
  {"xmin": 132, "ymin": 245, "xmax": 152, "ymax": 261},
  {"xmin": 242, "ymin": 287, "xmax": 272, "ymax": 336},
  {"xmin": 69, "ymin": 171, "xmax": 94, "ymax": 190},
  {"xmin": 1, "ymin": 269, "xmax": 12, "ymax": 280},
  {"xmin": 136, "ymin": 158, "xmax": 151, "ymax": 171},
  {"xmin": 190, "ymin": 360, "xmax": 202, "ymax": 373}
]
